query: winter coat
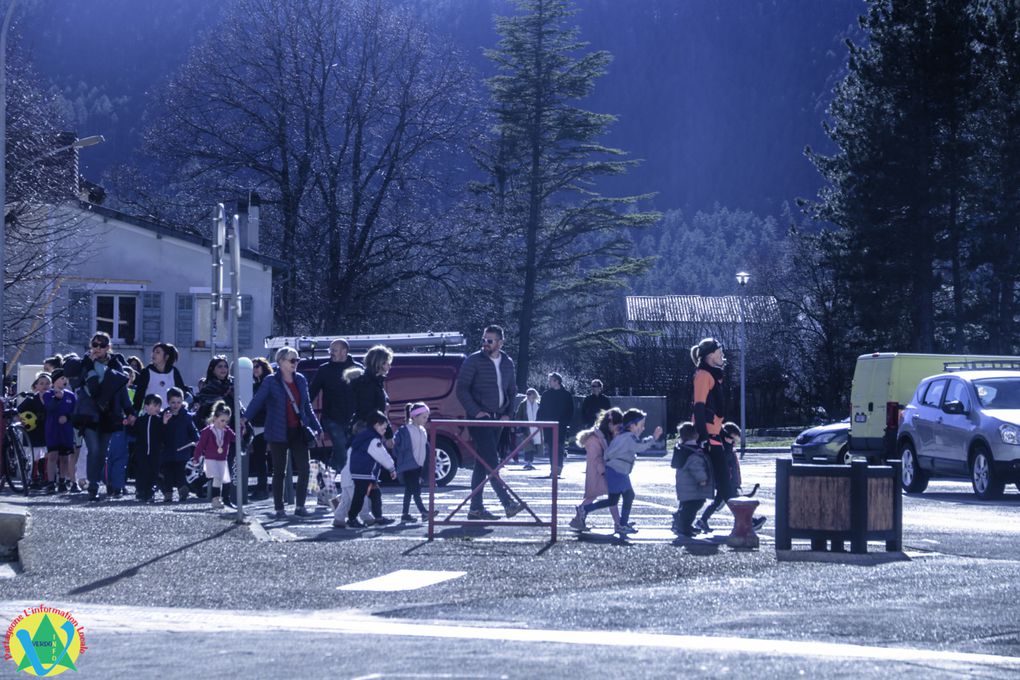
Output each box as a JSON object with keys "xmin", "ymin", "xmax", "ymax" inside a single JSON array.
[
  {"xmin": 348, "ymin": 428, "xmax": 395, "ymax": 482},
  {"xmin": 77, "ymin": 353, "xmax": 133, "ymax": 432},
  {"xmin": 537, "ymin": 387, "xmax": 574, "ymax": 435},
  {"xmin": 393, "ymin": 423, "xmax": 430, "ymax": 474},
  {"xmin": 455, "ymin": 350, "xmax": 517, "ymax": 419},
  {"xmin": 243, "ymin": 372, "xmax": 320, "ymax": 445},
  {"xmin": 349, "ymin": 369, "xmax": 389, "ymax": 426},
  {"xmin": 194, "ymin": 376, "xmax": 234, "ymax": 423},
  {"xmin": 18, "ymin": 393, "xmax": 47, "ymax": 448},
  {"xmin": 578, "ymin": 427, "xmax": 610, "ymax": 498},
  {"xmin": 42, "ymin": 389, "xmax": 76, "ymax": 450},
  {"xmin": 132, "ymin": 363, "xmax": 190, "ymax": 412},
  {"xmin": 161, "ymin": 409, "xmax": 199, "ymax": 463},
  {"xmin": 515, "ymin": 398, "xmax": 543, "ymax": 446},
  {"xmin": 603, "ymin": 431, "xmax": 658, "ymax": 475},
  {"xmin": 308, "ymin": 357, "xmax": 363, "ymax": 425},
  {"xmin": 130, "ymin": 413, "xmax": 164, "ymax": 461},
  {"xmin": 581, "ymin": 393, "xmax": 611, "ymax": 427},
  {"xmin": 675, "ymin": 445, "xmax": 713, "ymax": 502},
  {"xmin": 193, "ymin": 425, "xmax": 236, "ymax": 463}
]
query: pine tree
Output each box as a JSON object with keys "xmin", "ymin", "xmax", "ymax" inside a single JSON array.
[{"xmin": 478, "ymin": 0, "xmax": 658, "ymax": 384}]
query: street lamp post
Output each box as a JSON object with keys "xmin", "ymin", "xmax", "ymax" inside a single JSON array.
[
  {"xmin": 0, "ymin": 0, "xmax": 18, "ymax": 386},
  {"xmin": 736, "ymin": 271, "xmax": 750, "ymax": 460}
]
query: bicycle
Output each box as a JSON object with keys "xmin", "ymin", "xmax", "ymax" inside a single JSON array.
[{"xmin": 1, "ymin": 396, "xmax": 31, "ymax": 494}]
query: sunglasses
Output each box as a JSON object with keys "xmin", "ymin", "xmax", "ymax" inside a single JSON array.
[
  {"xmin": 284, "ymin": 358, "xmax": 298, "ymax": 364},
  {"xmin": 482, "ymin": 338, "xmax": 499, "ymax": 345},
  {"xmin": 91, "ymin": 341, "xmax": 109, "ymax": 349}
]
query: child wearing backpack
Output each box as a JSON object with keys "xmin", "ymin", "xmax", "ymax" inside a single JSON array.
[
  {"xmin": 131, "ymin": 394, "xmax": 164, "ymax": 502},
  {"xmin": 43, "ymin": 369, "xmax": 76, "ymax": 493},
  {"xmin": 192, "ymin": 400, "xmax": 237, "ymax": 510},
  {"xmin": 19, "ymin": 372, "xmax": 50, "ymax": 490},
  {"xmin": 161, "ymin": 387, "xmax": 199, "ymax": 502},
  {"xmin": 576, "ymin": 408, "xmax": 662, "ymax": 535},
  {"xmin": 671, "ymin": 422, "xmax": 713, "ymax": 537},
  {"xmin": 393, "ymin": 402, "xmax": 432, "ymax": 523},
  {"xmin": 347, "ymin": 411, "xmax": 397, "ymax": 528}
]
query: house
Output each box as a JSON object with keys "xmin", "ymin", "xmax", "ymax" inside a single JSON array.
[
  {"xmin": 14, "ymin": 199, "xmax": 284, "ymax": 388},
  {"xmin": 625, "ymin": 294, "xmax": 782, "ymax": 348}
]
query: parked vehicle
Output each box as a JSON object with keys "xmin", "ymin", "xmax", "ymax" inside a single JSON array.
[
  {"xmin": 791, "ymin": 419, "xmax": 850, "ymax": 465},
  {"xmin": 897, "ymin": 367, "xmax": 1020, "ymax": 499},
  {"xmin": 849, "ymin": 352, "xmax": 1020, "ymax": 461}
]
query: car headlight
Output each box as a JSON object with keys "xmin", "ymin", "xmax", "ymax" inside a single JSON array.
[
  {"xmin": 1000, "ymin": 424, "xmax": 1020, "ymax": 446},
  {"xmin": 812, "ymin": 431, "xmax": 841, "ymax": 444}
]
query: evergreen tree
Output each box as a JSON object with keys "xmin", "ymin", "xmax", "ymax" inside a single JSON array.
[{"xmin": 478, "ymin": 0, "xmax": 658, "ymax": 384}]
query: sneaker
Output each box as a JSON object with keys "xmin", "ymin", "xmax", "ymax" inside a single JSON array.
[
  {"xmin": 620, "ymin": 523, "xmax": 638, "ymax": 534},
  {"xmin": 373, "ymin": 516, "xmax": 395, "ymax": 526},
  {"xmin": 163, "ymin": 492, "xmax": 173, "ymax": 503},
  {"xmin": 332, "ymin": 518, "xmax": 347, "ymax": 529},
  {"xmin": 522, "ymin": 464, "xmax": 536, "ymax": 471},
  {"xmin": 347, "ymin": 518, "xmax": 366, "ymax": 529},
  {"xmin": 294, "ymin": 506, "xmax": 311, "ymax": 517},
  {"xmin": 614, "ymin": 524, "xmax": 635, "ymax": 535},
  {"xmin": 752, "ymin": 515, "xmax": 768, "ymax": 531},
  {"xmin": 110, "ymin": 488, "xmax": 124, "ymax": 499},
  {"xmin": 87, "ymin": 493, "xmax": 100, "ymax": 503},
  {"xmin": 569, "ymin": 514, "xmax": 588, "ymax": 531},
  {"xmin": 56, "ymin": 480, "xmax": 68, "ymax": 493},
  {"xmin": 178, "ymin": 485, "xmax": 190, "ymax": 502},
  {"xmin": 695, "ymin": 518, "xmax": 712, "ymax": 534},
  {"xmin": 44, "ymin": 483, "xmax": 57, "ymax": 495},
  {"xmin": 467, "ymin": 508, "xmax": 501, "ymax": 521},
  {"xmin": 401, "ymin": 514, "xmax": 417, "ymax": 523},
  {"xmin": 421, "ymin": 510, "xmax": 438, "ymax": 522},
  {"xmin": 274, "ymin": 509, "xmax": 287, "ymax": 520},
  {"xmin": 67, "ymin": 484, "xmax": 82, "ymax": 495},
  {"xmin": 362, "ymin": 516, "xmax": 377, "ymax": 526},
  {"xmin": 503, "ymin": 502, "xmax": 525, "ymax": 518},
  {"xmin": 211, "ymin": 497, "xmax": 223, "ymax": 510}
]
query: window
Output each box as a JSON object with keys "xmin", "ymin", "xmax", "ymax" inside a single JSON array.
[
  {"xmin": 95, "ymin": 294, "xmax": 138, "ymax": 345},
  {"xmin": 921, "ymin": 379, "xmax": 947, "ymax": 408},
  {"xmin": 193, "ymin": 295, "xmax": 232, "ymax": 348},
  {"xmin": 943, "ymin": 380, "xmax": 971, "ymax": 411}
]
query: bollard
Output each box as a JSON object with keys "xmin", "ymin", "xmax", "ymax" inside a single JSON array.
[{"xmin": 725, "ymin": 498, "xmax": 760, "ymax": 549}]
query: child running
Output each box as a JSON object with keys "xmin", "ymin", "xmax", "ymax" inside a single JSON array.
[
  {"xmin": 347, "ymin": 411, "xmax": 397, "ymax": 528},
  {"xmin": 576, "ymin": 408, "xmax": 662, "ymax": 535},
  {"xmin": 394, "ymin": 402, "xmax": 433, "ymax": 523},
  {"xmin": 671, "ymin": 422, "xmax": 713, "ymax": 537},
  {"xmin": 192, "ymin": 400, "xmax": 236, "ymax": 510},
  {"xmin": 570, "ymin": 407, "xmax": 623, "ymax": 531}
]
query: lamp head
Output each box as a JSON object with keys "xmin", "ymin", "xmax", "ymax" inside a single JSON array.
[{"xmin": 736, "ymin": 271, "xmax": 750, "ymax": 286}]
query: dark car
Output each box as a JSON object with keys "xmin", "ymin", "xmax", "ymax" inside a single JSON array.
[{"xmin": 790, "ymin": 419, "xmax": 851, "ymax": 465}]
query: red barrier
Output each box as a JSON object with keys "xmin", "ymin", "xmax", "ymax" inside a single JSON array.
[{"xmin": 427, "ymin": 419, "xmax": 560, "ymax": 543}]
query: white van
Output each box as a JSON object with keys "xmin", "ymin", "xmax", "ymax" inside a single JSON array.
[{"xmin": 849, "ymin": 353, "xmax": 1020, "ymax": 461}]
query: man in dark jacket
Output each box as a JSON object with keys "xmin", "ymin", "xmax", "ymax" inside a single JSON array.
[
  {"xmin": 537, "ymin": 372, "xmax": 573, "ymax": 477},
  {"xmin": 580, "ymin": 379, "xmax": 611, "ymax": 427},
  {"xmin": 308, "ymin": 339, "xmax": 363, "ymax": 470},
  {"xmin": 455, "ymin": 325, "xmax": 524, "ymax": 521}
]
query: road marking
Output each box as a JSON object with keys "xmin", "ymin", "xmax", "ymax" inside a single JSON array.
[
  {"xmin": 337, "ymin": 570, "xmax": 466, "ymax": 592},
  {"xmin": 2, "ymin": 601, "xmax": 1017, "ymax": 670}
]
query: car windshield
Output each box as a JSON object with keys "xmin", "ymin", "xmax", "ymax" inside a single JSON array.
[{"xmin": 973, "ymin": 378, "xmax": 1020, "ymax": 409}]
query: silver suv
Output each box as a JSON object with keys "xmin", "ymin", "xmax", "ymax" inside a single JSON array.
[{"xmin": 898, "ymin": 370, "xmax": 1020, "ymax": 499}]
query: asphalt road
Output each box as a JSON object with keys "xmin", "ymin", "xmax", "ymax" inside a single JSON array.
[{"xmin": 1, "ymin": 452, "xmax": 1018, "ymax": 679}]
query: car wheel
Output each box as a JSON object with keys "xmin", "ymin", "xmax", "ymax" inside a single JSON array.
[
  {"xmin": 434, "ymin": 437, "xmax": 459, "ymax": 487},
  {"xmin": 838, "ymin": 446, "xmax": 852, "ymax": 466},
  {"xmin": 900, "ymin": 441, "xmax": 929, "ymax": 493},
  {"xmin": 970, "ymin": 446, "xmax": 1005, "ymax": 500}
]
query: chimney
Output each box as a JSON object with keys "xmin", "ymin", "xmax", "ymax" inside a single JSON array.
[{"xmin": 234, "ymin": 192, "xmax": 260, "ymax": 252}]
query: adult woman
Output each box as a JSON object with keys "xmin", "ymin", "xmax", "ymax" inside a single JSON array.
[
  {"xmin": 132, "ymin": 342, "xmax": 190, "ymax": 413},
  {"xmin": 570, "ymin": 407, "xmax": 624, "ymax": 530},
  {"xmin": 248, "ymin": 358, "xmax": 273, "ymax": 500},
  {"xmin": 349, "ymin": 345, "xmax": 394, "ymax": 428},
  {"xmin": 75, "ymin": 331, "xmax": 135, "ymax": 501},
  {"xmin": 194, "ymin": 355, "xmax": 234, "ymax": 423},
  {"xmin": 243, "ymin": 346, "xmax": 321, "ymax": 519},
  {"xmin": 690, "ymin": 337, "xmax": 731, "ymax": 533}
]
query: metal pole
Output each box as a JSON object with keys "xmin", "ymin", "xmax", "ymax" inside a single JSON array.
[
  {"xmin": 740, "ymin": 303, "xmax": 746, "ymax": 460},
  {"xmin": 0, "ymin": 0, "xmax": 18, "ymax": 387},
  {"xmin": 230, "ymin": 212, "xmax": 244, "ymax": 522}
]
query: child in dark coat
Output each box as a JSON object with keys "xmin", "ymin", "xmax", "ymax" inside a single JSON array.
[
  {"xmin": 160, "ymin": 387, "xmax": 199, "ymax": 502},
  {"xmin": 43, "ymin": 369, "xmax": 76, "ymax": 493},
  {"xmin": 671, "ymin": 422, "xmax": 713, "ymax": 537},
  {"xmin": 132, "ymin": 394, "xmax": 165, "ymax": 502}
]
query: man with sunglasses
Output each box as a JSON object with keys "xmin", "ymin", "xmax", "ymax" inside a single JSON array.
[{"xmin": 455, "ymin": 325, "xmax": 524, "ymax": 520}]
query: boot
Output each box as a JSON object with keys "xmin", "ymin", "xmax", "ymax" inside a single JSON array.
[{"xmin": 222, "ymin": 483, "xmax": 236, "ymax": 508}]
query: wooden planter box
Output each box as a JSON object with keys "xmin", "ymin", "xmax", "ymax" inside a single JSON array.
[{"xmin": 775, "ymin": 459, "xmax": 902, "ymax": 554}]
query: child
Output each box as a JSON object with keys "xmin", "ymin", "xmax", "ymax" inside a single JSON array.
[
  {"xmin": 347, "ymin": 411, "xmax": 397, "ymax": 528},
  {"xmin": 192, "ymin": 400, "xmax": 236, "ymax": 510},
  {"xmin": 698, "ymin": 422, "xmax": 765, "ymax": 533},
  {"xmin": 577, "ymin": 408, "xmax": 662, "ymax": 535},
  {"xmin": 18, "ymin": 372, "xmax": 50, "ymax": 490},
  {"xmin": 43, "ymin": 369, "xmax": 76, "ymax": 493},
  {"xmin": 671, "ymin": 422, "xmax": 713, "ymax": 536},
  {"xmin": 514, "ymin": 388, "xmax": 542, "ymax": 470},
  {"xmin": 161, "ymin": 387, "xmax": 199, "ymax": 502},
  {"xmin": 131, "ymin": 394, "xmax": 165, "ymax": 502},
  {"xmin": 394, "ymin": 402, "xmax": 432, "ymax": 523},
  {"xmin": 570, "ymin": 407, "xmax": 623, "ymax": 531}
]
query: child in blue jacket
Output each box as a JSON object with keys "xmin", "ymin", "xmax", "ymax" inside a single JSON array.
[{"xmin": 160, "ymin": 387, "xmax": 199, "ymax": 502}]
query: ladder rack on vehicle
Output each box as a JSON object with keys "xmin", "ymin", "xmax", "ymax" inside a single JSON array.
[
  {"xmin": 264, "ymin": 332, "xmax": 466, "ymax": 355},
  {"xmin": 943, "ymin": 360, "xmax": 1020, "ymax": 372}
]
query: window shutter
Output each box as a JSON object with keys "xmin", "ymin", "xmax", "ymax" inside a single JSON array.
[
  {"xmin": 67, "ymin": 289, "xmax": 92, "ymax": 346},
  {"xmin": 176, "ymin": 294, "xmax": 194, "ymax": 348},
  {"xmin": 238, "ymin": 294, "xmax": 254, "ymax": 349},
  {"xmin": 141, "ymin": 292, "xmax": 162, "ymax": 344}
]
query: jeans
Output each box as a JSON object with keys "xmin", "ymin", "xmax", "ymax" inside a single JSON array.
[
  {"xmin": 106, "ymin": 430, "xmax": 128, "ymax": 491},
  {"xmin": 250, "ymin": 433, "xmax": 268, "ymax": 492},
  {"xmin": 322, "ymin": 418, "xmax": 348, "ymax": 472},
  {"xmin": 269, "ymin": 428, "xmax": 310, "ymax": 511},
  {"xmin": 400, "ymin": 468, "xmax": 426, "ymax": 516},
  {"xmin": 583, "ymin": 489, "xmax": 635, "ymax": 525},
  {"xmin": 82, "ymin": 428, "xmax": 113, "ymax": 494},
  {"xmin": 678, "ymin": 499, "xmax": 705, "ymax": 533},
  {"xmin": 468, "ymin": 424, "xmax": 512, "ymax": 511}
]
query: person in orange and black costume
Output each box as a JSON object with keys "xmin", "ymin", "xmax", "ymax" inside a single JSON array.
[{"xmin": 690, "ymin": 338, "xmax": 732, "ymax": 534}]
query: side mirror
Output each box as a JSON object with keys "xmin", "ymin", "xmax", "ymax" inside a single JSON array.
[{"xmin": 943, "ymin": 400, "xmax": 967, "ymax": 415}]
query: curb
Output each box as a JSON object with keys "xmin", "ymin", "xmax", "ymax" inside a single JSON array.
[
  {"xmin": 247, "ymin": 516, "xmax": 273, "ymax": 543},
  {"xmin": 0, "ymin": 502, "xmax": 30, "ymax": 563},
  {"xmin": 776, "ymin": 549, "xmax": 910, "ymax": 566}
]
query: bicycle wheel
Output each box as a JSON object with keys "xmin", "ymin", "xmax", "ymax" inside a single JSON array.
[{"xmin": 3, "ymin": 426, "xmax": 31, "ymax": 494}]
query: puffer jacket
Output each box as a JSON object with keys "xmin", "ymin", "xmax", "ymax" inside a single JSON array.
[
  {"xmin": 675, "ymin": 447, "xmax": 714, "ymax": 502},
  {"xmin": 242, "ymin": 372, "xmax": 320, "ymax": 445}
]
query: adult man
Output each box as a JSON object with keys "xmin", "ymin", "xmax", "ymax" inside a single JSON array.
[
  {"xmin": 581, "ymin": 379, "xmax": 611, "ymax": 427},
  {"xmin": 308, "ymin": 339, "xmax": 362, "ymax": 471},
  {"xmin": 455, "ymin": 325, "xmax": 524, "ymax": 520},
  {"xmin": 537, "ymin": 372, "xmax": 573, "ymax": 478}
]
